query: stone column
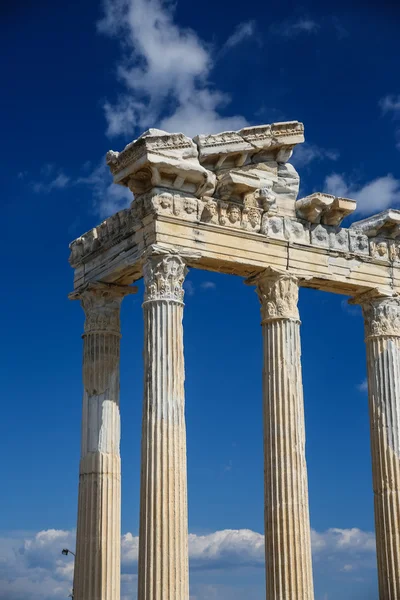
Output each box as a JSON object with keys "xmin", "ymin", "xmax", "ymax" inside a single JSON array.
[
  {"xmin": 72, "ymin": 283, "xmax": 135, "ymax": 600},
  {"xmin": 359, "ymin": 294, "xmax": 400, "ymax": 599},
  {"xmin": 138, "ymin": 254, "xmax": 189, "ymax": 600},
  {"xmin": 251, "ymin": 268, "xmax": 314, "ymax": 600}
]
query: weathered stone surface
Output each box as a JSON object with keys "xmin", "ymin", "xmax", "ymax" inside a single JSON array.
[
  {"xmin": 107, "ymin": 129, "xmax": 216, "ymax": 197},
  {"xmin": 138, "ymin": 255, "xmax": 189, "ymax": 600},
  {"xmin": 70, "ymin": 283, "xmax": 136, "ymax": 600},
  {"xmin": 194, "ymin": 121, "xmax": 304, "ymax": 170},
  {"xmin": 247, "ymin": 269, "xmax": 314, "ymax": 600},
  {"xmin": 351, "ymin": 209, "xmax": 400, "ymax": 238},
  {"xmin": 296, "ymin": 193, "xmax": 356, "ymax": 225},
  {"xmin": 69, "ymin": 121, "xmax": 400, "ymax": 600},
  {"xmin": 353, "ymin": 293, "xmax": 400, "ymax": 599}
]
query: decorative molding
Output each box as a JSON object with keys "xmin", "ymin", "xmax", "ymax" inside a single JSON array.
[
  {"xmin": 249, "ymin": 268, "xmax": 300, "ymax": 323},
  {"xmin": 361, "ymin": 296, "xmax": 400, "ymax": 338},
  {"xmin": 143, "ymin": 255, "xmax": 187, "ymax": 303},
  {"xmin": 71, "ymin": 284, "xmax": 137, "ymax": 335},
  {"xmin": 68, "ymin": 190, "xmax": 400, "ymax": 270}
]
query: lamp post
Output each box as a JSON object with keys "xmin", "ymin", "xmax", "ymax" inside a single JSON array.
[{"xmin": 61, "ymin": 549, "xmax": 75, "ymax": 599}]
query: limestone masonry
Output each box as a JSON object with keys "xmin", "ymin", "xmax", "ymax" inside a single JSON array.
[{"xmin": 69, "ymin": 122, "xmax": 400, "ymax": 600}]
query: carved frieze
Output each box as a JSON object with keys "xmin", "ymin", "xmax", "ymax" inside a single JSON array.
[
  {"xmin": 370, "ymin": 238, "xmax": 389, "ymax": 261},
  {"xmin": 69, "ymin": 186, "xmax": 398, "ymax": 271},
  {"xmin": 349, "ymin": 230, "xmax": 369, "ymax": 256}
]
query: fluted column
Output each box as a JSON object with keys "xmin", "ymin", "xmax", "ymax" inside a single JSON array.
[
  {"xmin": 250, "ymin": 268, "xmax": 314, "ymax": 600},
  {"xmin": 72, "ymin": 283, "xmax": 135, "ymax": 600},
  {"xmin": 138, "ymin": 254, "xmax": 189, "ymax": 600},
  {"xmin": 359, "ymin": 294, "xmax": 400, "ymax": 599}
]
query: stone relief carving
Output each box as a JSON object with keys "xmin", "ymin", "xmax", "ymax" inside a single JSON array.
[
  {"xmin": 76, "ymin": 284, "xmax": 136, "ymax": 336},
  {"xmin": 69, "ymin": 187, "xmax": 396, "ymax": 270},
  {"xmin": 362, "ymin": 297, "xmax": 400, "ymax": 338},
  {"xmin": 68, "ymin": 123, "xmax": 400, "ymax": 274},
  {"xmin": 251, "ymin": 269, "xmax": 300, "ymax": 322},
  {"xmin": 143, "ymin": 255, "xmax": 188, "ymax": 303}
]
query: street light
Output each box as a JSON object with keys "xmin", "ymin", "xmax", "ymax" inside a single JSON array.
[{"xmin": 61, "ymin": 549, "xmax": 75, "ymax": 599}]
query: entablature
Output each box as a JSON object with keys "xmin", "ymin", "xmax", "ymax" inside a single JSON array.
[{"xmin": 69, "ymin": 122, "xmax": 400, "ymax": 298}]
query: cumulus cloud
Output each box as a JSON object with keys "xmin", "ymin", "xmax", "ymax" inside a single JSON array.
[
  {"xmin": 324, "ymin": 173, "xmax": 400, "ymax": 215},
  {"xmin": 97, "ymin": 0, "xmax": 248, "ymax": 137},
  {"xmin": 0, "ymin": 529, "xmax": 75, "ymax": 600},
  {"xmin": 0, "ymin": 526, "xmax": 377, "ymax": 599},
  {"xmin": 292, "ymin": 143, "xmax": 339, "ymax": 168}
]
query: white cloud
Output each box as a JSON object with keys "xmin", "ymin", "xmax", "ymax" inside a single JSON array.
[
  {"xmin": 379, "ymin": 94, "xmax": 400, "ymax": 115},
  {"xmin": 97, "ymin": 0, "xmax": 248, "ymax": 137},
  {"xmin": 0, "ymin": 525, "xmax": 377, "ymax": 600},
  {"xmin": 223, "ymin": 21, "xmax": 255, "ymax": 50},
  {"xmin": 292, "ymin": 144, "xmax": 339, "ymax": 168},
  {"xmin": 184, "ymin": 280, "xmax": 196, "ymax": 297},
  {"xmin": 272, "ymin": 17, "xmax": 320, "ymax": 38},
  {"xmin": 77, "ymin": 161, "xmax": 133, "ymax": 218},
  {"xmin": 32, "ymin": 173, "xmax": 70, "ymax": 194},
  {"xmin": 324, "ymin": 173, "xmax": 400, "ymax": 215},
  {"xmin": 325, "ymin": 173, "xmax": 350, "ymax": 198},
  {"xmin": 379, "ymin": 94, "xmax": 400, "ymax": 150},
  {"xmin": 201, "ymin": 281, "xmax": 216, "ymax": 290},
  {"xmin": 357, "ymin": 379, "xmax": 368, "ymax": 393}
]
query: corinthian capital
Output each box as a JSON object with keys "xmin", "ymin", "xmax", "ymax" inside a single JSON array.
[
  {"xmin": 71, "ymin": 283, "xmax": 137, "ymax": 335},
  {"xmin": 361, "ymin": 296, "xmax": 400, "ymax": 338},
  {"xmin": 250, "ymin": 268, "xmax": 300, "ymax": 323},
  {"xmin": 143, "ymin": 255, "xmax": 188, "ymax": 303}
]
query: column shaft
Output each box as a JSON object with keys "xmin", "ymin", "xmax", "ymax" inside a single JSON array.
[
  {"xmin": 138, "ymin": 255, "xmax": 189, "ymax": 600},
  {"xmin": 73, "ymin": 284, "xmax": 133, "ymax": 600},
  {"xmin": 362, "ymin": 297, "xmax": 400, "ymax": 599},
  {"xmin": 253, "ymin": 269, "xmax": 314, "ymax": 600}
]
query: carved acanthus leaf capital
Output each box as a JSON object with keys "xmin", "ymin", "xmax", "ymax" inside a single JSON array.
[
  {"xmin": 249, "ymin": 268, "xmax": 300, "ymax": 323},
  {"xmin": 71, "ymin": 284, "xmax": 137, "ymax": 335},
  {"xmin": 143, "ymin": 255, "xmax": 188, "ymax": 303},
  {"xmin": 360, "ymin": 296, "xmax": 400, "ymax": 338}
]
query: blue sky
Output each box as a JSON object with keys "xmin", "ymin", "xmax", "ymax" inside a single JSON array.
[{"xmin": 1, "ymin": 0, "xmax": 400, "ymax": 598}]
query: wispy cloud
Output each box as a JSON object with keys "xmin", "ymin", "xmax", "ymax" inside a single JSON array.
[
  {"xmin": 379, "ymin": 94, "xmax": 400, "ymax": 149},
  {"xmin": 357, "ymin": 379, "xmax": 368, "ymax": 393},
  {"xmin": 77, "ymin": 161, "xmax": 132, "ymax": 218},
  {"xmin": 379, "ymin": 94, "xmax": 400, "ymax": 115},
  {"xmin": 184, "ymin": 280, "xmax": 195, "ymax": 297},
  {"xmin": 32, "ymin": 172, "xmax": 70, "ymax": 194},
  {"xmin": 272, "ymin": 17, "xmax": 320, "ymax": 38},
  {"xmin": 292, "ymin": 143, "xmax": 339, "ymax": 168},
  {"xmin": 97, "ymin": 0, "xmax": 248, "ymax": 138},
  {"xmin": 324, "ymin": 173, "xmax": 400, "ymax": 214},
  {"xmin": 223, "ymin": 21, "xmax": 255, "ymax": 50},
  {"xmin": 201, "ymin": 281, "xmax": 217, "ymax": 290}
]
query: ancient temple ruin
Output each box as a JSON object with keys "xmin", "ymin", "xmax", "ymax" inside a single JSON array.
[{"xmin": 69, "ymin": 122, "xmax": 400, "ymax": 600}]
